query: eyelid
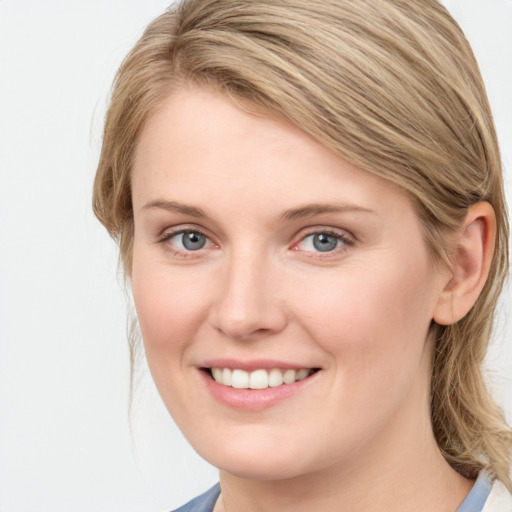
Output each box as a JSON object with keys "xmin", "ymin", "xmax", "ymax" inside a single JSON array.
[
  {"xmin": 157, "ymin": 224, "xmax": 217, "ymax": 256},
  {"xmin": 292, "ymin": 226, "xmax": 355, "ymax": 254},
  {"xmin": 155, "ymin": 224, "xmax": 354, "ymax": 258}
]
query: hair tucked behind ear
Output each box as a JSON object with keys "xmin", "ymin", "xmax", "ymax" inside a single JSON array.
[{"xmin": 93, "ymin": 0, "xmax": 511, "ymax": 487}]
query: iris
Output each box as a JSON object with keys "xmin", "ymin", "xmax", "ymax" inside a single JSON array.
[
  {"xmin": 181, "ymin": 231, "xmax": 206, "ymax": 250},
  {"xmin": 312, "ymin": 233, "xmax": 339, "ymax": 252}
]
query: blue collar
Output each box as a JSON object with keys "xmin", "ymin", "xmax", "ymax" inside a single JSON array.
[
  {"xmin": 457, "ymin": 472, "xmax": 492, "ymax": 512},
  {"xmin": 173, "ymin": 472, "xmax": 493, "ymax": 512}
]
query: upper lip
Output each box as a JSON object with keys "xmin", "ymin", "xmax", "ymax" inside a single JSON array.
[{"xmin": 199, "ymin": 359, "xmax": 320, "ymax": 372}]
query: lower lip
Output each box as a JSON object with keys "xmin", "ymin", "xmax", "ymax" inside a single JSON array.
[{"xmin": 199, "ymin": 369, "xmax": 320, "ymax": 411}]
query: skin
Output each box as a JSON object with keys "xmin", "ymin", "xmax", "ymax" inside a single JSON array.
[{"xmin": 130, "ymin": 86, "xmax": 486, "ymax": 511}]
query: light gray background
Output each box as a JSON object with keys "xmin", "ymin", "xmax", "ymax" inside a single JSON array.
[{"xmin": 0, "ymin": 1, "xmax": 510, "ymax": 511}]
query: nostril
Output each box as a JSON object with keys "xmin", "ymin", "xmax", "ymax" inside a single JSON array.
[{"xmin": 209, "ymin": 278, "xmax": 289, "ymax": 341}]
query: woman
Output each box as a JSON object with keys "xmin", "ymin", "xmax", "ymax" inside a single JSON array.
[{"xmin": 93, "ymin": 0, "xmax": 512, "ymax": 510}]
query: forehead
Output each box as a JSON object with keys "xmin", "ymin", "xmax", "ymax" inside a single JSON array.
[{"xmin": 131, "ymin": 86, "xmax": 414, "ymax": 224}]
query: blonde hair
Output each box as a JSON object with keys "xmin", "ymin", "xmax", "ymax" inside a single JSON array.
[{"xmin": 93, "ymin": 0, "xmax": 512, "ymax": 487}]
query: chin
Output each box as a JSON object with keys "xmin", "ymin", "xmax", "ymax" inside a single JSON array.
[
  {"xmin": 191, "ymin": 430, "xmax": 322, "ymax": 481},
  {"xmin": 214, "ymin": 453, "xmax": 307, "ymax": 481}
]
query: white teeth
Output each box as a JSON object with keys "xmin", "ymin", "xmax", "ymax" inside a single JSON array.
[
  {"xmin": 231, "ymin": 369, "xmax": 249, "ymax": 389},
  {"xmin": 283, "ymin": 369, "xmax": 296, "ymax": 384},
  {"xmin": 222, "ymin": 368, "xmax": 232, "ymax": 386},
  {"xmin": 249, "ymin": 369, "xmax": 268, "ymax": 389},
  {"xmin": 296, "ymin": 368, "xmax": 310, "ymax": 381},
  {"xmin": 210, "ymin": 367, "xmax": 315, "ymax": 389},
  {"xmin": 212, "ymin": 368, "xmax": 223, "ymax": 382},
  {"xmin": 268, "ymin": 368, "xmax": 284, "ymax": 387}
]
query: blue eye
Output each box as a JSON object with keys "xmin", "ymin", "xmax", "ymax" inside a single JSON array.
[
  {"xmin": 297, "ymin": 232, "xmax": 347, "ymax": 253},
  {"xmin": 171, "ymin": 231, "xmax": 208, "ymax": 251},
  {"xmin": 312, "ymin": 233, "xmax": 340, "ymax": 252}
]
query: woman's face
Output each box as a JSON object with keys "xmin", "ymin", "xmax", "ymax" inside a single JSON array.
[{"xmin": 130, "ymin": 87, "xmax": 450, "ymax": 480}]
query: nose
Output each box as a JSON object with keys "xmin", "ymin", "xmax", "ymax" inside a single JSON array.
[{"xmin": 209, "ymin": 250, "xmax": 288, "ymax": 341}]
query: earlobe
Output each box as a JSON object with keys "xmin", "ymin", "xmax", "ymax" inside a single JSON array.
[{"xmin": 433, "ymin": 202, "xmax": 496, "ymax": 326}]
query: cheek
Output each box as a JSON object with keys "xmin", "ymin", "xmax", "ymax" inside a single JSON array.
[
  {"xmin": 130, "ymin": 256, "xmax": 210, "ymax": 360},
  {"xmin": 130, "ymin": 257, "xmax": 217, "ymax": 422},
  {"xmin": 289, "ymin": 264, "xmax": 438, "ymax": 443},
  {"xmin": 293, "ymin": 260, "xmax": 437, "ymax": 381}
]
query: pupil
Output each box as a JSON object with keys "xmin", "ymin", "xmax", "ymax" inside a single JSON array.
[
  {"xmin": 313, "ymin": 234, "xmax": 338, "ymax": 252},
  {"xmin": 183, "ymin": 231, "xmax": 206, "ymax": 250}
]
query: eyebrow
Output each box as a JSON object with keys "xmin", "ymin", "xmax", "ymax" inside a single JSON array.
[
  {"xmin": 142, "ymin": 199, "xmax": 375, "ymax": 221},
  {"xmin": 141, "ymin": 200, "xmax": 206, "ymax": 217},
  {"xmin": 280, "ymin": 203, "xmax": 375, "ymax": 221}
]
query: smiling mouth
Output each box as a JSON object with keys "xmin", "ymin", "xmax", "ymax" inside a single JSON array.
[{"xmin": 205, "ymin": 367, "xmax": 320, "ymax": 390}]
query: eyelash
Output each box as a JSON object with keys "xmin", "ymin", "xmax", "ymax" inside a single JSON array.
[
  {"xmin": 293, "ymin": 229, "xmax": 354, "ymax": 257},
  {"xmin": 158, "ymin": 227, "xmax": 214, "ymax": 258},
  {"xmin": 157, "ymin": 226, "xmax": 354, "ymax": 258}
]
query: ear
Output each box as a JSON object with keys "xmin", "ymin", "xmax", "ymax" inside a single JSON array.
[{"xmin": 433, "ymin": 202, "xmax": 496, "ymax": 325}]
